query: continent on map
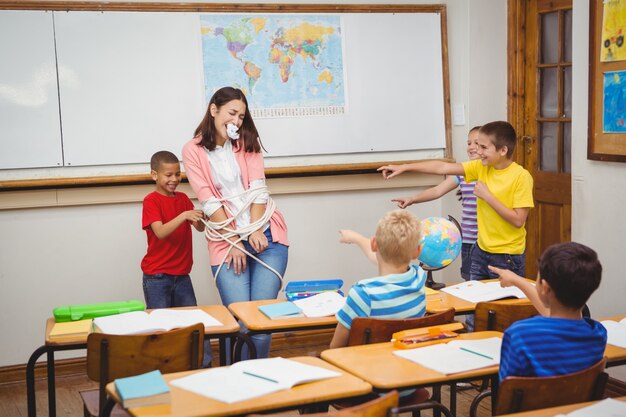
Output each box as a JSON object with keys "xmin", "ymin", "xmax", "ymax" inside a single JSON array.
[
  {"xmin": 243, "ymin": 61, "xmax": 262, "ymax": 91},
  {"xmin": 268, "ymin": 23, "xmax": 335, "ymax": 83}
]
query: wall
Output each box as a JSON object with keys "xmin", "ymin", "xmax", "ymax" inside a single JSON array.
[
  {"xmin": 0, "ymin": 0, "xmax": 510, "ymax": 367},
  {"xmin": 572, "ymin": 0, "xmax": 626, "ymax": 379}
]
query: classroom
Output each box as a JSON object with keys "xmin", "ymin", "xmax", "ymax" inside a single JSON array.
[{"xmin": 0, "ymin": 0, "xmax": 625, "ymax": 415}]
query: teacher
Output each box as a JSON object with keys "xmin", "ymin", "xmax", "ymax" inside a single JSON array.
[{"xmin": 182, "ymin": 87, "xmax": 289, "ymax": 359}]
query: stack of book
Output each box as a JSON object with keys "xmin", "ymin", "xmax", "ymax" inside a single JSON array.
[{"xmin": 114, "ymin": 370, "xmax": 170, "ymax": 408}]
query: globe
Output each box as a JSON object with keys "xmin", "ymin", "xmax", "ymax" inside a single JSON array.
[{"xmin": 418, "ymin": 216, "xmax": 462, "ymax": 269}]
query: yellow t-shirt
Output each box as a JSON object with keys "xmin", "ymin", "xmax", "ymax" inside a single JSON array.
[{"xmin": 462, "ymin": 160, "xmax": 534, "ymax": 254}]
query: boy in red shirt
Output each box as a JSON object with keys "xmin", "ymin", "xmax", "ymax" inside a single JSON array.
[{"xmin": 141, "ymin": 150, "xmax": 205, "ymax": 308}]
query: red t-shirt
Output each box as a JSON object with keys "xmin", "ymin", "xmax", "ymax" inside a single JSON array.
[{"xmin": 141, "ymin": 191, "xmax": 194, "ymax": 275}]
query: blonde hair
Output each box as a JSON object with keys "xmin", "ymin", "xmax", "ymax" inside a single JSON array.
[{"xmin": 375, "ymin": 210, "xmax": 422, "ymax": 266}]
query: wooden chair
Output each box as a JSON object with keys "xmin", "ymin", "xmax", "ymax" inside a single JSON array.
[
  {"xmin": 340, "ymin": 308, "xmax": 456, "ymax": 417},
  {"xmin": 249, "ymin": 390, "xmax": 400, "ymax": 417},
  {"xmin": 474, "ymin": 300, "xmax": 539, "ymax": 333},
  {"xmin": 79, "ymin": 323, "xmax": 204, "ymax": 417},
  {"xmin": 469, "ymin": 357, "xmax": 608, "ymax": 416}
]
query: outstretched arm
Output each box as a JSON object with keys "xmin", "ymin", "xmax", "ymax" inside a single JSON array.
[
  {"xmin": 338, "ymin": 229, "xmax": 377, "ymax": 265},
  {"xmin": 392, "ymin": 176, "xmax": 459, "ymax": 209},
  {"xmin": 489, "ymin": 265, "xmax": 549, "ymax": 316},
  {"xmin": 378, "ymin": 161, "xmax": 465, "ymax": 179}
]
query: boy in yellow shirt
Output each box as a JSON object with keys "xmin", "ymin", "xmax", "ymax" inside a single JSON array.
[{"xmin": 379, "ymin": 121, "xmax": 534, "ymax": 326}]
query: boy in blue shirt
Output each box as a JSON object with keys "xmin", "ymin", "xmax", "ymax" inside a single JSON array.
[
  {"xmin": 330, "ymin": 210, "xmax": 427, "ymax": 348},
  {"xmin": 490, "ymin": 242, "xmax": 607, "ymax": 381}
]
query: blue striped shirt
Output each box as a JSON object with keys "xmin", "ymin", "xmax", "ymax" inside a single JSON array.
[
  {"xmin": 454, "ymin": 175, "xmax": 477, "ymax": 244},
  {"xmin": 499, "ymin": 316, "xmax": 607, "ymax": 382},
  {"xmin": 336, "ymin": 264, "xmax": 427, "ymax": 330}
]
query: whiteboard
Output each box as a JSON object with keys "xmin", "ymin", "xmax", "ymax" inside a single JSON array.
[
  {"xmin": 0, "ymin": 8, "xmax": 449, "ymax": 174},
  {"xmin": 54, "ymin": 12, "xmax": 206, "ymax": 166},
  {"xmin": 0, "ymin": 11, "xmax": 63, "ymax": 169}
]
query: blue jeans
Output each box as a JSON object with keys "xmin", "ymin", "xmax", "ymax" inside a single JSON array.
[
  {"xmin": 465, "ymin": 245, "xmax": 526, "ymax": 331},
  {"xmin": 212, "ymin": 228, "xmax": 288, "ymax": 361},
  {"xmin": 142, "ymin": 273, "xmax": 212, "ymax": 367},
  {"xmin": 460, "ymin": 243, "xmax": 474, "ymax": 281},
  {"xmin": 142, "ymin": 273, "xmax": 198, "ymax": 308}
]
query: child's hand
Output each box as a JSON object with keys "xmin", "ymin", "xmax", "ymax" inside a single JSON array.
[
  {"xmin": 489, "ymin": 265, "xmax": 523, "ymax": 288},
  {"xmin": 391, "ymin": 196, "xmax": 414, "ymax": 209},
  {"xmin": 378, "ymin": 164, "xmax": 405, "ymax": 179},
  {"xmin": 473, "ymin": 181, "xmax": 492, "ymax": 200},
  {"xmin": 338, "ymin": 229, "xmax": 362, "ymax": 244},
  {"xmin": 184, "ymin": 209, "xmax": 204, "ymax": 223}
]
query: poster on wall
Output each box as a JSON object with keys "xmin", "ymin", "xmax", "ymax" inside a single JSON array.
[
  {"xmin": 199, "ymin": 14, "xmax": 346, "ymax": 119},
  {"xmin": 601, "ymin": 0, "xmax": 626, "ymax": 62},
  {"xmin": 603, "ymin": 70, "xmax": 626, "ymax": 133}
]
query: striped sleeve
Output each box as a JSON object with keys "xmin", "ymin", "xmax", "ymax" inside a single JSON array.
[{"xmin": 336, "ymin": 285, "xmax": 372, "ymax": 330}]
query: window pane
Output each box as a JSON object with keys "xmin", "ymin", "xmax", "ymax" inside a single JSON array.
[
  {"xmin": 564, "ymin": 10, "xmax": 572, "ymax": 62},
  {"xmin": 564, "ymin": 122, "xmax": 571, "ymax": 173},
  {"xmin": 541, "ymin": 12, "xmax": 559, "ymax": 64},
  {"xmin": 540, "ymin": 68, "xmax": 558, "ymax": 118},
  {"xmin": 540, "ymin": 122, "xmax": 558, "ymax": 172},
  {"xmin": 564, "ymin": 66, "xmax": 572, "ymax": 118}
]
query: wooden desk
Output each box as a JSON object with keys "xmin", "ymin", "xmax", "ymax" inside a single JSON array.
[
  {"xmin": 600, "ymin": 315, "xmax": 626, "ymax": 367},
  {"xmin": 498, "ymin": 396, "xmax": 626, "ymax": 416},
  {"xmin": 321, "ymin": 330, "xmax": 502, "ymax": 416},
  {"xmin": 27, "ymin": 305, "xmax": 240, "ymax": 417},
  {"xmin": 104, "ymin": 356, "xmax": 372, "ymax": 417},
  {"xmin": 426, "ymin": 279, "xmax": 533, "ymax": 315}
]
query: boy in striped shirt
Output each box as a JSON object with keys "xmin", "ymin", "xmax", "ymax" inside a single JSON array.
[
  {"xmin": 490, "ymin": 242, "xmax": 607, "ymax": 381},
  {"xmin": 330, "ymin": 210, "xmax": 427, "ymax": 348}
]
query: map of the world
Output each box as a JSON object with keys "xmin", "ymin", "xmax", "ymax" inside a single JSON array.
[{"xmin": 199, "ymin": 14, "xmax": 345, "ymax": 118}]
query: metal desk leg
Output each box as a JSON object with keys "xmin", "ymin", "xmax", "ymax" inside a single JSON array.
[
  {"xmin": 101, "ymin": 397, "xmax": 116, "ymax": 417},
  {"xmin": 27, "ymin": 345, "xmax": 49, "ymax": 417},
  {"xmin": 449, "ymin": 382, "xmax": 456, "ymax": 416},
  {"xmin": 219, "ymin": 336, "xmax": 227, "ymax": 366},
  {"xmin": 46, "ymin": 349, "xmax": 56, "ymax": 417}
]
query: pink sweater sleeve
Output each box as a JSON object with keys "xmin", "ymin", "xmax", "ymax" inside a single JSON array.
[{"xmin": 182, "ymin": 138, "xmax": 217, "ymax": 204}]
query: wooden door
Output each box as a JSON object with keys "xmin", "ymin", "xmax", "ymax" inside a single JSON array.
[{"xmin": 508, "ymin": 0, "xmax": 573, "ymax": 279}]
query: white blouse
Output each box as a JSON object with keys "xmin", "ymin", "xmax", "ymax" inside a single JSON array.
[{"xmin": 202, "ymin": 140, "xmax": 268, "ymax": 233}]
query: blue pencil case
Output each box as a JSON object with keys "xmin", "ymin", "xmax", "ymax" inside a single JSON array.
[{"xmin": 284, "ymin": 279, "xmax": 344, "ymax": 301}]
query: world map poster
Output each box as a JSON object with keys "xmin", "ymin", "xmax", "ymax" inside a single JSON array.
[{"xmin": 200, "ymin": 14, "xmax": 346, "ymax": 118}]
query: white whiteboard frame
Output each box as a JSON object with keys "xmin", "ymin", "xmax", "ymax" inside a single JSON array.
[{"xmin": 0, "ymin": 2, "xmax": 451, "ymax": 188}]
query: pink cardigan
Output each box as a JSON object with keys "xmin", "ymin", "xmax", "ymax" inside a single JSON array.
[{"xmin": 182, "ymin": 136, "xmax": 289, "ymax": 266}]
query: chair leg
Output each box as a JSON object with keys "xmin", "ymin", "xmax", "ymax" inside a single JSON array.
[{"xmin": 469, "ymin": 389, "xmax": 492, "ymax": 417}]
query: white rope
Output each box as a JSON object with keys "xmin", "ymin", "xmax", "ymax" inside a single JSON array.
[{"xmin": 201, "ymin": 184, "xmax": 284, "ymax": 285}]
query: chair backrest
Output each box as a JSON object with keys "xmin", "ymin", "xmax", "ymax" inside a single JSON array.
[
  {"xmin": 494, "ymin": 358, "xmax": 608, "ymax": 415},
  {"xmin": 86, "ymin": 323, "xmax": 204, "ymax": 414},
  {"xmin": 347, "ymin": 308, "xmax": 456, "ymax": 346},
  {"xmin": 474, "ymin": 300, "xmax": 538, "ymax": 332},
  {"xmin": 248, "ymin": 390, "xmax": 399, "ymax": 417}
]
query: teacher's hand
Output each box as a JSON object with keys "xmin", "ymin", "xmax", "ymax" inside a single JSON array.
[
  {"xmin": 249, "ymin": 229, "xmax": 269, "ymax": 253},
  {"xmin": 227, "ymin": 242, "xmax": 247, "ymax": 275}
]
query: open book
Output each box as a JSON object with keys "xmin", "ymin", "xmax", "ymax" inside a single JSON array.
[
  {"xmin": 601, "ymin": 317, "xmax": 626, "ymax": 349},
  {"xmin": 440, "ymin": 280, "xmax": 529, "ymax": 303},
  {"xmin": 170, "ymin": 357, "xmax": 341, "ymax": 403},
  {"xmin": 93, "ymin": 309, "xmax": 222, "ymax": 335},
  {"xmin": 393, "ymin": 337, "xmax": 502, "ymax": 375},
  {"xmin": 553, "ymin": 398, "xmax": 626, "ymax": 417}
]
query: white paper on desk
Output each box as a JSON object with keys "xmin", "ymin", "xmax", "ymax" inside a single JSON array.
[
  {"xmin": 601, "ymin": 318, "xmax": 626, "ymax": 349},
  {"xmin": 440, "ymin": 281, "xmax": 528, "ymax": 303},
  {"xmin": 170, "ymin": 357, "xmax": 341, "ymax": 403},
  {"xmin": 293, "ymin": 292, "xmax": 346, "ymax": 317},
  {"xmin": 393, "ymin": 337, "xmax": 502, "ymax": 375},
  {"xmin": 555, "ymin": 398, "xmax": 626, "ymax": 417}
]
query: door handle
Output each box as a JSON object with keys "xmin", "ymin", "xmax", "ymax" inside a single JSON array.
[{"xmin": 521, "ymin": 135, "xmax": 533, "ymax": 154}]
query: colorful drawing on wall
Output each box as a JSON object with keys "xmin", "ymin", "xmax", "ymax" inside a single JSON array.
[
  {"xmin": 199, "ymin": 14, "xmax": 346, "ymax": 119},
  {"xmin": 603, "ymin": 71, "xmax": 626, "ymax": 133},
  {"xmin": 601, "ymin": 0, "xmax": 626, "ymax": 62}
]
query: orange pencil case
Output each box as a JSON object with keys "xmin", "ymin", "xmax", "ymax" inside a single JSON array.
[{"xmin": 391, "ymin": 322, "xmax": 464, "ymax": 349}]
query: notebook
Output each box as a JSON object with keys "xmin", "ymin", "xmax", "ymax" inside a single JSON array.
[{"xmin": 114, "ymin": 370, "xmax": 170, "ymax": 408}]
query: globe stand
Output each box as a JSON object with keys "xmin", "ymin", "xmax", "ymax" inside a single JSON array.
[{"xmin": 420, "ymin": 215, "xmax": 462, "ymax": 291}]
